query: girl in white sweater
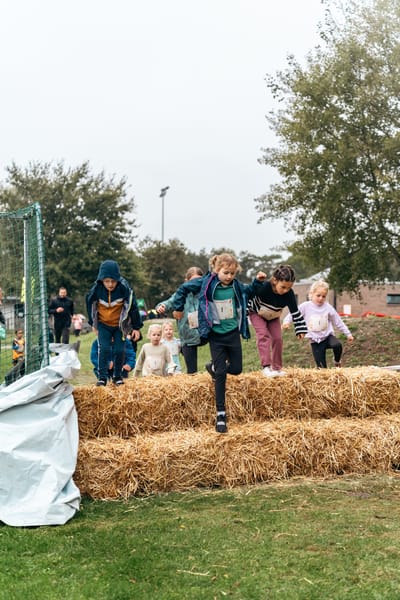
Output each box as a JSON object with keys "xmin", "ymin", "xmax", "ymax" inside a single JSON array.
[
  {"xmin": 283, "ymin": 280, "xmax": 354, "ymax": 368},
  {"xmin": 134, "ymin": 323, "xmax": 176, "ymax": 377}
]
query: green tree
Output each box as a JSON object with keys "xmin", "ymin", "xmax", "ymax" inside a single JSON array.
[
  {"xmin": 284, "ymin": 241, "xmax": 322, "ymax": 280},
  {"xmin": 138, "ymin": 238, "xmax": 200, "ymax": 308},
  {"xmin": 237, "ymin": 251, "xmax": 284, "ymax": 283},
  {"xmin": 137, "ymin": 241, "xmax": 289, "ymax": 307},
  {"xmin": 184, "ymin": 247, "xmax": 210, "ymax": 275},
  {"xmin": 0, "ymin": 161, "xmax": 143, "ymax": 308},
  {"xmin": 255, "ymin": 0, "xmax": 400, "ymax": 293}
]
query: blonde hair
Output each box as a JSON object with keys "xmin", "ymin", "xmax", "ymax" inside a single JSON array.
[
  {"xmin": 209, "ymin": 253, "xmax": 242, "ymax": 274},
  {"xmin": 161, "ymin": 320, "xmax": 175, "ymax": 335},
  {"xmin": 147, "ymin": 323, "xmax": 162, "ymax": 338},
  {"xmin": 185, "ymin": 266, "xmax": 203, "ymax": 281},
  {"xmin": 308, "ymin": 279, "xmax": 329, "ymax": 299}
]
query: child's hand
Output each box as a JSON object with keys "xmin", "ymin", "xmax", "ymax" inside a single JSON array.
[
  {"xmin": 131, "ymin": 329, "xmax": 141, "ymax": 341},
  {"xmin": 282, "ymin": 322, "xmax": 290, "ymax": 330},
  {"xmin": 173, "ymin": 311, "xmax": 184, "ymax": 320},
  {"xmin": 296, "ymin": 333, "xmax": 306, "ymax": 340},
  {"xmin": 347, "ymin": 335, "xmax": 354, "ymax": 343},
  {"xmin": 123, "ymin": 365, "xmax": 131, "ymax": 372},
  {"xmin": 256, "ymin": 271, "xmax": 267, "ymax": 281}
]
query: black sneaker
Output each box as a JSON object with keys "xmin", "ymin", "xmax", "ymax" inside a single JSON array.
[
  {"xmin": 113, "ymin": 377, "xmax": 124, "ymax": 386},
  {"xmin": 96, "ymin": 378, "xmax": 107, "ymax": 387},
  {"xmin": 205, "ymin": 361, "xmax": 216, "ymax": 379},
  {"xmin": 215, "ymin": 412, "xmax": 227, "ymax": 433}
]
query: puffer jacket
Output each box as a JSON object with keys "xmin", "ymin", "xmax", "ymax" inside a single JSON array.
[
  {"xmin": 173, "ymin": 272, "xmax": 257, "ymax": 340},
  {"xmin": 86, "ymin": 260, "xmax": 142, "ymax": 336}
]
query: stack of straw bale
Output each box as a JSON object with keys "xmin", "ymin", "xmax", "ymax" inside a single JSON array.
[{"xmin": 73, "ymin": 367, "xmax": 400, "ymax": 498}]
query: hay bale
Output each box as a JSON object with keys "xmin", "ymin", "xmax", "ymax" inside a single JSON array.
[
  {"xmin": 74, "ymin": 367, "xmax": 400, "ymax": 438},
  {"xmin": 74, "ymin": 374, "xmax": 213, "ymax": 438},
  {"xmin": 74, "ymin": 414, "xmax": 400, "ymax": 499},
  {"xmin": 240, "ymin": 366, "xmax": 400, "ymax": 419}
]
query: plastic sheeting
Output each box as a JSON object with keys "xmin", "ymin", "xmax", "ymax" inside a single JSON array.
[{"xmin": 0, "ymin": 349, "xmax": 81, "ymax": 526}]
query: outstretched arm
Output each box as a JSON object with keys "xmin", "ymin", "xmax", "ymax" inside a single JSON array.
[{"xmin": 172, "ymin": 278, "xmax": 202, "ymax": 312}]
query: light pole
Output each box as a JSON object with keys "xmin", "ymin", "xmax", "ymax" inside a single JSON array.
[{"xmin": 160, "ymin": 186, "xmax": 169, "ymax": 243}]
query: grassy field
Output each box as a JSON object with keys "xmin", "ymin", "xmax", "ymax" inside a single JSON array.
[
  {"xmin": 3, "ymin": 316, "xmax": 400, "ymax": 599},
  {"xmin": 2, "ymin": 476, "xmax": 400, "ymax": 599}
]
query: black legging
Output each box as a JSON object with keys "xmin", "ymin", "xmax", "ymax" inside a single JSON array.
[
  {"xmin": 209, "ymin": 329, "xmax": 242, "ymax": 412},
  {"xmin": 181, "ymin": 344, "xmax": 198, "ymax": 374},
  {"xmin": 311, "ymin": 334, "xmax": 342, "ymax": 368}
]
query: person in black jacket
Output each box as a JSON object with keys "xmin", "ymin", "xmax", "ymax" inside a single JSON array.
[{"xmin": 48, "ymin": 286, "xmax": 74, "ymax": 344}]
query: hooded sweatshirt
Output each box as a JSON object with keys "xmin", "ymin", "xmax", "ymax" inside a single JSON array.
[{"xmin": 86, "ymin": 260, "xmax": 142, "ymax": 335}]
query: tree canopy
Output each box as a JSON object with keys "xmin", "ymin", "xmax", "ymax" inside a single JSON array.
[
  {"xmin": 0, "ymin": 161, "xmax": 143, "ymax": 303},
  {"xmin": 0, "ymin": 160, "xmax": 290, "ymax": 312},
  {"xmin": 137, "ymin": 240, "xmax": 286, "ymax": 308},
  {"xmin": 255, "ymin": 0, "xmax": 400, "ymax": 292}
]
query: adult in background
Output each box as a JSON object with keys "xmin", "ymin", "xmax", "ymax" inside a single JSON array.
[{"xmin": 48, "ymin": 286, "xmax": 74, "ymax": 344}]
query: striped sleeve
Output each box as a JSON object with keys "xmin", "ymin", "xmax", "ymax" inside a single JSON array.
[{"xmin": 291, "ymin": 309, "xmax": 308, "ymax": 336}]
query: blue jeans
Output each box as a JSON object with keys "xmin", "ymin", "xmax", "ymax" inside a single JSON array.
[{"xmin": 97, "ymin": 323, "xmax": 124, "ymax": 380}]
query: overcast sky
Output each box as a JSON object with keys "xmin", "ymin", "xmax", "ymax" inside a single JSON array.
[{"xmin": 0, "ymin": 0, "xmax": 326, "ymax": 257}]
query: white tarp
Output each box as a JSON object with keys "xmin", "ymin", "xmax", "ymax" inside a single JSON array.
[{"xmin": 0, "ymin": 349, "xmax": 81, "ymax": 526}]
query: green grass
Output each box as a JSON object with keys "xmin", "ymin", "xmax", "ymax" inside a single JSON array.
[
  {"xmin": 6, "ymin": 316, "xmax": 397, "ymax": 599},
  {"xmin": 2, "ymin": 476, "xmax": 400, "ymax": 599}
]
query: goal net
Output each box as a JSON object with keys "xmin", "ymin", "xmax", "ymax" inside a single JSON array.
[{"xmin": 0, "ymin": 202, "xmax": 49, "ymax": 385}]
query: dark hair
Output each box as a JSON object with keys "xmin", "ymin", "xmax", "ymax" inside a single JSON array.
[{"xmin": 271, "ymin": 265, "xmax": 296, "ymax": 283}]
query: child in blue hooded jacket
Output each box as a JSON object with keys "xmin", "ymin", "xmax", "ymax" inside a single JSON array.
[
  {"xmin": 86, "ymin": 260, "xmax": 142, "ymax": 386},
  {"xmin": 173, "ymin": 253, "xmax": 262, "ymax": 433}
]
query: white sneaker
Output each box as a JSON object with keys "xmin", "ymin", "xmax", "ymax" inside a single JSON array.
[
  {"xmin": 262, "ymin": 367, "xmax": 286, "ymax": 377},
  {"xmin": 272, "ymin": 369, "xmax": 286, "ymax": 377}
]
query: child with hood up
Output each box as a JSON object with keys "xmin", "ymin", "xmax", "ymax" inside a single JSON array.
[{"xmin": 86, "ymin": 260, "xmax": 142, "ymax": 386}]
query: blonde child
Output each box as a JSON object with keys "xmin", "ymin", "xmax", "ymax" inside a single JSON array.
[
  {"xmin": 248, "ymin": 265, "xmax": 307, "ymax": 377},
  {"xmin": 161, "ymin": 321, "xmax": 182, "ymax": 373},
  {"xmin": 283, "ymin": 279, "xmax": 354, "ymax": 368},
  {"xmin": 134, "ymin": 323, "xmax": 176, "ymax": 377},
  {"xmin": 173, "ymin": 253, "xmax": 261, "ymax": 433}
]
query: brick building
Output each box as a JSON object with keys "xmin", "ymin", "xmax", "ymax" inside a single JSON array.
[{"xmin": 293, "ymin": 275, "xmax": 400, "ymax": 318}]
